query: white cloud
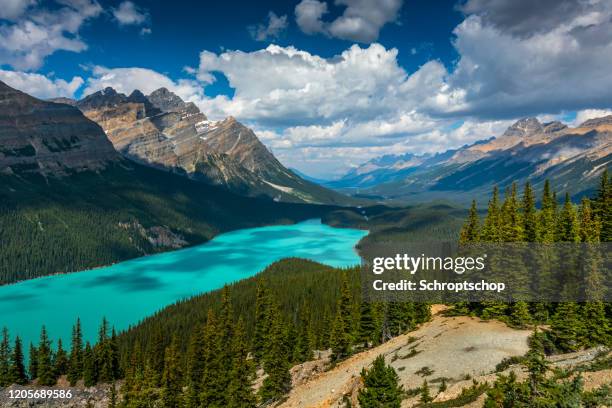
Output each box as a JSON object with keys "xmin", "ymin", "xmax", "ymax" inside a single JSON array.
[
  {"xmin": 112, "ymin": 1, "xmax": 148, "ymax": 26},
  {"xmin": 573, "ymin": 109, "xmax": 612, "ymax": 126},
  {"xmin": 249, "ymin": 11, "xmax": 288, "ymax": 41},
  {"xmin": 196, "ymin": 43, "xmax": 422, "ymax": 125},
  {"xmin": 295, "ymin": 0, "xmax": 328, "ymax": 35},
  {"xmin": 295, "ymin": 0, "xmax": 403, "ymax": 42},
  {"xmin": 439, "ymin": 0, "xmax": 612, "ymax": 118},
  {"xmin": 0, "ymin": 0, "xmax": 36, "ymax": 20},
  {"xmin": 0, "ymin": 69, "xmax": 84, "ymax": 99},
  {"xmin": 0, "ymin": 0, "xmax": 102, "ymax": 70}
]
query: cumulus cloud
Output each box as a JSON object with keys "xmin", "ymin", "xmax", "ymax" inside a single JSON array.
[
  {"xmin": 295, "ymin": 0, "xmax": 328, "ymax": 35},
  {"xmin": 295, "ymin": 0, "xmax": 403, "ymax": 42},
  {"xmin": 439, "ymin": 3, "xmax": 612, "ymax": 118},
  {"xmin": 196, "ymin": 43, "xmax": 424, "ymax": 125},
  {"xmin": 249, "ymin": 11, "xmax": 288, "ymax": 41},
  {"xmin": 0, "ymin": 0, "xmax": 102, "ymax": 70},
  {"xmin": 112, "ymin": 1, "xmax": 148, "ymax": 26},
  {"xmin": 0, "ymin": 69, "xmax": 84, "ymax": 99}
]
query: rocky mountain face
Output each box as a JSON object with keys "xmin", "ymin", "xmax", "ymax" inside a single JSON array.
[
  {"xmin": 75, "ymin": 87, "xmax": 349, "ymax": 205},
  {"xmin": 0, "ymin": 80, "xmax": 120, "ymax": 176},
  {"xmin": 328, "ymin": 117, "xmax": 612, "ymax": 203}
]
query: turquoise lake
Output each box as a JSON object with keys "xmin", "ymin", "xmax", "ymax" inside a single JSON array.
[{"xmin": 0, "ymin": 219, "xmax": 367, "ymax": 351}]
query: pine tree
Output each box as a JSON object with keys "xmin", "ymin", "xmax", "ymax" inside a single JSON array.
[
  {"xmin": 95, "ymin": 318, "xmax": 112, "ymax": 383},
  {"xmin": 161, "ymin": 336, "xmax": 182, "ymax": 408},
  {"xmin": 501, "ymin": 183, "xmax": 524, "ymax": 241},
  {"xmin": 253, "ymin": 279, "xmax": 271, "ymax": 362},
  {"xmin": 579, "ymin": 198, "xmax": 600, "ymax": 243},
  {"xmin": 54, "ymin": 338, "xmax": 69, "ymax": 377},
  {"xmin": 539, "ymin": 180, "xmax": 557, "ymax": 243},
  {"xmin": 37, "ymin": 326, "xmax": 56, "ymax": 386},
  {"xmin": 551, "ymin": 302, "xmax": 584, "ymax": 352},
  {"xmin": 481, "ymin": 186, "xmax": 502, "ymax": 242},
  {"xmin": 358, "ymin": 300, "xmax": 376, "ymax": 348},
  {"xmin": 595, "ymin": 168, "xmax": 611, "ymax": 242},
  {"xmin": 330, "ymin": 302, "xmax": 351, "ymax": 361},
  {"xmin": 228, "ymin": 318, "xmax": 256, "ymax": 408},
  {"xmin": 557, "ymin": 193, "xmax": 579, "ymax": 242},
  {"xmin": 357, "ymin": 355, "xmax": 403, "ymax": 408},
  {"xmin": 28, "ymin": 343, "xmax": 38, "ymax": 381},
  {"xmin": 510, "ymin": 301, "xmax": 532, "ymax": 328},
  {"xmin": 581, "ymin": 301, "xmax": 610, "ymax": 347},
  {"xmin": 200, "ymin": 309, "xmax": 226, "ymax": 407},
  {"xmin": 522, "ymin": 181, "xmax": 538, "ymax": 241},
  {"xmin": 218, "ymin": 286, "xmax": 235, "ymax": 391},
  {"xmin": 260, "ymin": 301, "xmax": 292, "ymax": 403},
  {"xmin": 109, "ymin": 328, "xmax": 120, "ymax": 381},
  {"xmin": 339, "ymin": 273, "xmax": 354, "ymax": 338},
  {"xmin": 294, "ymin": 304, "xmax": 314, "ymax": 362},
  {"xmin": 82, "ymin": 342, "xmax": 96, "ymax": 387},
  {"xmin": 0, "ymin": 327, "xmax": 10, "ymax": 386},
  {"xmin": 184, "ymin": 326, "xmax": 205, "ymax": 407},
  {"xmin": 420, "ymin": 380, "xmax": 433, "ymax": 403},
  {"xmin": 460, "ymin": 200, "xmax": 480, "ymax": 243},
  {"xmin": 67, "ymin": 318, "xmax": 83, "ymax": 386},
  {"xmin": 10, "ymin": 336, "xmax": 27, "ymax": 385},
  {"xmin": 148, "ymin": 328, "xmax": 166, "ymax": 387},
  {"xmin": 525, "ymin": 332, "xmax": 549, "ymax": 395}
]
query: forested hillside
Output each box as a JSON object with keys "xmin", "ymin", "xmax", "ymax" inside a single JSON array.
[
  {"xmin": 0, "ymin": 163, "xmax": 341, "ymax": 284},
  {"xmin": 0, "ymin": 258, "xmax": 431, "ymax": 406},
  {"xmin": 453, "ymin": 170, "xmax": 612, "ymax": 406}
]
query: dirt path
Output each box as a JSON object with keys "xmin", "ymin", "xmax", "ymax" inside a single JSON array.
[{"xmin": 279, "ymin": 306, "xmax": 532, "ymax": 408}]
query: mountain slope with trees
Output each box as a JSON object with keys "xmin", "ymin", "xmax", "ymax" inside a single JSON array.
[{"xmin": 328, "ymin": 117, "xmax": 612, "ymax": 204}]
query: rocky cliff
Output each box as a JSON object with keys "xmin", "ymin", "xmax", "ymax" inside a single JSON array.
[
  {"xmin": 0, "ymin": 81, "xmax": 120, "ymax": 176},
  {"xmin": 76, "ymin": 87, "xmax": 350, "ymax": 204}
]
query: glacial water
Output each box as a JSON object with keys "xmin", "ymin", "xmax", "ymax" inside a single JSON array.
[{"xmin": 0, "ymin": 219, "xmax": 367, "ymax": 351}]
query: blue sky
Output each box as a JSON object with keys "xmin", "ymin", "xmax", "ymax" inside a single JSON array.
[
  {"xmin": 27, "ymin": 0, "xmax": 463, "ymax": 99},
  {"xmin": 1, "ymin": 0, "xmax": 612, "ymax": 177}
]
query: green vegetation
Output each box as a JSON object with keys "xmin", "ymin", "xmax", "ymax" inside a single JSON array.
[
  {"xmin": 358, "ymin": 355, "xmax": 404, "ymax": 408},
  {"xmin": 0, "ymin": 163, "xmax": 340, "ymax": 284},
  {"xmin": 0, "ymin": 258, "xmax": 430, "ymax": 406},
  {"xmin": 324, "ymin": 203, "xmax": 466, "ymax": 250},
  {"xmin": 484, "ymin": 336, "xmax": 611, "ymax": 407},
  {"xmin": 454, "ymin": 172, "xmax": 612, "ymax": 353}
]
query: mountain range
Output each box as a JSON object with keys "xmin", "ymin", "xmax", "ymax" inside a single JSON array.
[
  {"xmin": 0, "ymin": 80, "xmax": 347, "ymax": 283},
  {"xmin": 50, "ymin": 87, "xmax": 349, "ymax": 205},
  {"xmin": 326, "ymin": 117, "xmax": 612, "ymax": 203}
]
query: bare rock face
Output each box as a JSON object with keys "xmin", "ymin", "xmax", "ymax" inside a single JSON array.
[
  {"xmin": 75, "ymin": 86, "xmax": 346, "ymax": 204},
  {"xmin": 502, "ymin": 117, "xmax": 544, "ymax": 138},
  {"xmin": 0, "ymin": 80, "xmax": 120, "ymax": 176}
]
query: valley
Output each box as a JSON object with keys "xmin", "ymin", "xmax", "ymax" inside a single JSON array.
[{"xmin": 327, "ymin": 117, "xmax": 612, "ymax": 205}]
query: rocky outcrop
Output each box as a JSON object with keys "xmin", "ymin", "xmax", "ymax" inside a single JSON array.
[
  {"xmin": 0, "ymin": 80, "xmax": 120, "ymax": 176},
  {"xmin": 76, "ymin": 87, "xmax": 350, "ymax": 204}
]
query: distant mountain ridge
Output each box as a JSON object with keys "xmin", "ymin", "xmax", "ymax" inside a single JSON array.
[
  {"xmin": 63, "ymin": 87, "xmax": 350, "ymax": 205},
  {"xmin": 328, "ymin": 117, "xmax": 612, "ymax": 203}
]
